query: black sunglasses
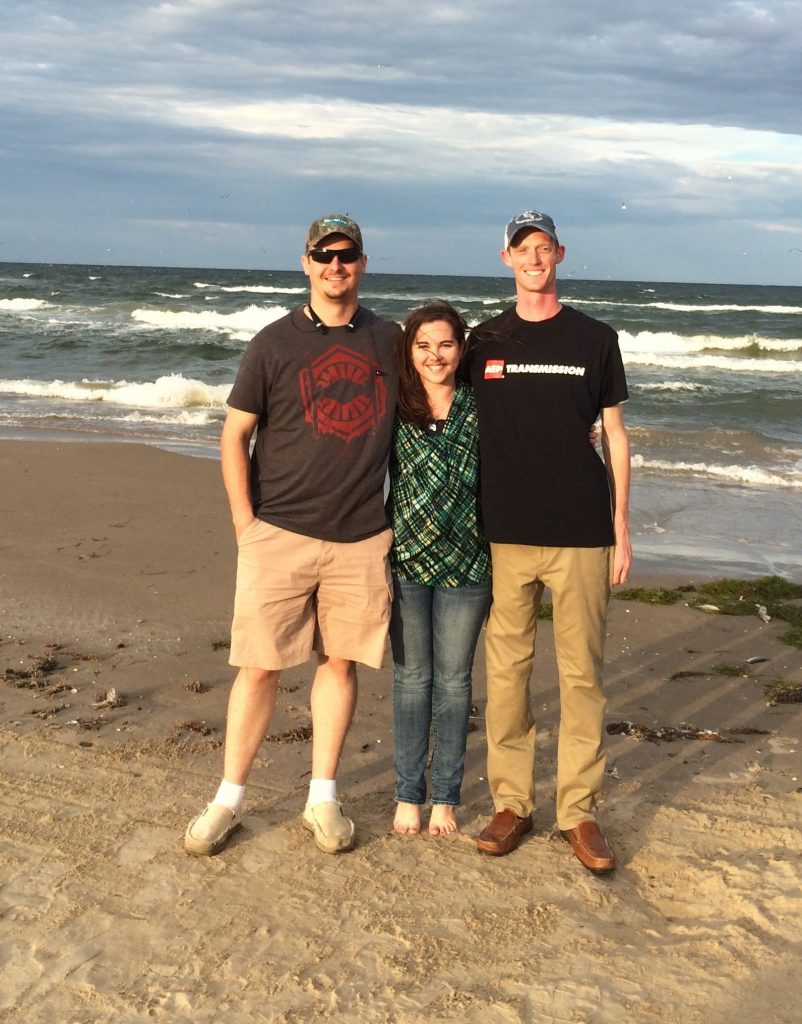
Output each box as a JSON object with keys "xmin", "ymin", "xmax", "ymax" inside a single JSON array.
[{"xmin": 307, "ymin": 247, "xmax": 362, "ymax": 264}]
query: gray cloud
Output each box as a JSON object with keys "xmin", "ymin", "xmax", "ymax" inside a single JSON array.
[
  {"xmin": 1, "ymin": 0, "xmax": 800, "ymax": 282},
  {"xmin": 8, "ymin": 1, "xmax": 802, "ymax": 126}
]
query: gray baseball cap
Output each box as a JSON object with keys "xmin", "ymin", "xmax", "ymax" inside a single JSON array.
[
  {"xmin": 305, "ymin": 213, "xmax": 363, "ymax": 251},
  {"xmin": 504, "ymin": 210, "xmax": 559, "ymax": 248}
]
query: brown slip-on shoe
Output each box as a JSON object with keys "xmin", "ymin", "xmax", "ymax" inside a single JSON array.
[
  {"xmin": 476, "ymin": 808, "xmax": 533, "ymax": 856},
  {"xmin": 560, "ymin": 820, "xmax": 615, "ymax": 873}
]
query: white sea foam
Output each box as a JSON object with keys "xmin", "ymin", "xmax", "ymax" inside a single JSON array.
[
  {"xmin": 120, "ymin": 409, "xmax": 218, "ymax": 425},
  {"xmin": 470, "ymin": 309, "xmax": 504, "ymax": 324},
  {"xmin": 216, "ymin": 285, "xmax": 307, "ymax": 295},
  {"xmin": 624, "ymin": 352, "xmax": 802, "ymax": 373},
  {"xmin": 130, "ymin": 303, "xmax": 289, "ymax": 334},
  {"xmin": 570, "ymin": 298, "xmax": 802, "ymax": 315},
  {"xmin": 650, "ymin": 302, "xmax": 802, "ymax": 315},
  {"xmin": 3, "ymin": 408, "xmax": 219, "ymax": 428},
  {"xmin": 193, "ymin": 281, "xmax": 306, "ymax": 295},
  {"xmin": 635, "ymin": 381, "xmax": 715, "ymax": 393},
  {"xmin": 0, "ymin": 375, "xmax": 230, "ymax": 410},
  {"xmin": 0, "ymin": 298, "xmax": 54, "ymax": 312},
  {"xmin": 632, "ymin": 453, "xmax": 802, "ymax": 489},
  {"xmin": 619, "ymin": 330, "xmax": 801, "ymax": 355},
  {"xmin": 192, "ymin": 280, "xmax": 305, "ymax": 296}
]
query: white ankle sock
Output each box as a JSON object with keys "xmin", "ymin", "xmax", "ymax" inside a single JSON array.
[
  {"xmin": 213, "ymin": 779, "xmax": 245, "ymax": 813},
  {"xmin": 308, "ymin": 778, "xmax": 337, "ymax": 806}
]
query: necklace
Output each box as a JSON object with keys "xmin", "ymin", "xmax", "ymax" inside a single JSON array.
[
  {"xmin": 306, "ymin": 303, "xmax": 359, "ymax": 334},
  {"xmin": 427, "ymin": 388, "xmax": 455, "ymax": 422}
]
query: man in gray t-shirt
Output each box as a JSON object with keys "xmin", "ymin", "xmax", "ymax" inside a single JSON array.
[{"xmin": 184, "ymin": 213, "xmax": 401, "ymax": 858}]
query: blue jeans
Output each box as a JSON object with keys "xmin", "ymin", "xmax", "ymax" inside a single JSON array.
[{"xmin": 390, "ymin": 577, "xmax": 492, "ymax": 806}]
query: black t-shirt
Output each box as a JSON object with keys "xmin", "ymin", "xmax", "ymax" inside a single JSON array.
[
  {"xmin": 228, "ymin": 306, "xmax": 401, "ymax": 542},
  {"xmin": 466, "ymin": 304, "xmax": 628, "ymax": 547}
]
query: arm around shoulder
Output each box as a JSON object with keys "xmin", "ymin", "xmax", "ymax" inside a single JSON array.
[
  {"xmin": 220, "ymin": 406, "xmax": 260, "ymax": 539},
  {"xmin": 600, "ymin": 403, "xmax": 632, "ymax": 585}
]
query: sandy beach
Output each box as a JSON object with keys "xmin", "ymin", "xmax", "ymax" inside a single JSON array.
[{"xmin": 1, "ymin": 440, "xmax": 801, "ymax": 1024}]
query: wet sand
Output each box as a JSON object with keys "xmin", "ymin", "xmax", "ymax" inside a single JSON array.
[{"xmin": 1, "ymin": 440, "xmax": 801, "ymax": 1023}]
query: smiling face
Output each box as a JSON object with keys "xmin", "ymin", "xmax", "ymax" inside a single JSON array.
[
  {"xmin": 301, "ymin": 232, "xmax": 367, "ymax": 306},
  {"xmin": 501, "ymin": 228, "xmax": 565, "ymax": 297},
  {"xmin": 410, "ymin": 319, "xmax": 463, "ymax": 390}
]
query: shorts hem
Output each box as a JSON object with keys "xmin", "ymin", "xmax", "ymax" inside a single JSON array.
[
  {"xmin": 320, "ymin": 648, "xmax": 386, "ymax": 671},
  {"xmin": 228, "ymin": 648, "xmax": 311, "ymax": 671}
]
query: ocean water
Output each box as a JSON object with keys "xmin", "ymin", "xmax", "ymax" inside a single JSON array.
[{"xmin": 1, "ymin": 262, "xmax": 800, "ymax": 578}]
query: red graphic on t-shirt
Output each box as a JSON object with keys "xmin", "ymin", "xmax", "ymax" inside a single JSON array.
[
  {"xmin": 299, "ymin": 343, "xmax": 388, "ymax": 442},
  {"xmin": 484, "ymin": 359, "xmax": 505, "ymax": 380}
]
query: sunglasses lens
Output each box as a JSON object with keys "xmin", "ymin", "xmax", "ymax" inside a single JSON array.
[{"xmin": 309, "ymin": 248, "xmax": 361, "ymax": 264}]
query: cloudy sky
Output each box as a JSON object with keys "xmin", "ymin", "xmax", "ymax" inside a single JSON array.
[{"xmin": 3, "ymin": 0, "xmax": 802, "ymax": 284}]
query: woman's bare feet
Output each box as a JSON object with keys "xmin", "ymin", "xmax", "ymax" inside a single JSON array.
[
  {"xmin": 429, "ymin": 804, "xmax": 458, "ymax": 837},
  {"xmin": 393, "ymin": 802, "xmax": 421, "ymax": 835}
]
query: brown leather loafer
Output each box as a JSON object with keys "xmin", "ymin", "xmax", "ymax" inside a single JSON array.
[
  {"xmin": 476, "ymin": 808, "xmax": 533, "ymax": 856},
  {"xmin": 560, "ymin": 820, "xmax": 615, "ymax": 873}
]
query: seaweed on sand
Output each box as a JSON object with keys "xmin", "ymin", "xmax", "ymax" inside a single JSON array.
[
  {"xmin": 2, "ymin": 647, "xmax": 61, "ymax": 688},
  {"xmin": 606, "ymin": 720, "xmax": 771, "ymax": 743},
  {"xmin": 614, "ymin": 587, "xmax": 684, "ymax": 605},
  {"xmin": 773, "ymin": 604, "xmax": 802, "ymax": 649},
  {"xmin": 683, "ymin": 576, "xmax": 802, "ymax": 648},
  {"xmin": 689, "ymin": 576, "xmax": 802, "ymax": 617},
  {"xmin": 267, "ymin": 722, "xmax": 313, "ymax": 743},
  {"xmin": 764, "ymin": 680, "xmax": 802, "ymax": 706},
  {"xmin": 697, "ymin": 577, "xmax": 802, "ymax": 602},
  {"xmin": 669, "ymin": 663, "xmax": 749, "ymax": 680}
]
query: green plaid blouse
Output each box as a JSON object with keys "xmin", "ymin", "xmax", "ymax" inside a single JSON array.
[{"xmin": 387, "ymin": 384, "xmax": 491, "ymax": 587}]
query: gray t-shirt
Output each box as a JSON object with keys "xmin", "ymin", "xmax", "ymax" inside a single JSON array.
[{"xmin": 228, "ymin": 306, "xmax": 400, "ymax": 542}]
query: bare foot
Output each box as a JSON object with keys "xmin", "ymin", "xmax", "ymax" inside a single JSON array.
[
  {"xmin": 393, "ymin": 802, "xmax": 421, "ymax": 835},
  {"xmin": 429, "ymin": 804, "xmax": 458, "ymax": 837}
]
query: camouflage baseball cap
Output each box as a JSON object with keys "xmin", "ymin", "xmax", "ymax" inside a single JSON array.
[{"xmin": 305, "ymin": 213, "xmax": 363, "ymax": 251}]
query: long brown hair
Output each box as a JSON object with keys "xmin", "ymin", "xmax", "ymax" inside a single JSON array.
[{"xmin": 396, "ymin": 301, "xmax": 468, "ymax": 429}]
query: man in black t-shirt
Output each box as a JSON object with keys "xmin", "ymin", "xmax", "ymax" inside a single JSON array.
[
  {"xmin": 467, "ymin": 209, "xmax": 632, "ymax": 872},
  {"xmin": 184, "ymin": 214, "xmax": 400, "ymax": 858}
]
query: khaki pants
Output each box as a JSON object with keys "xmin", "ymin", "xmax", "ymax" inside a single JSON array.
[{"xmin": 485, "ymin": 544, "xmax": 611, "ymax": 830}]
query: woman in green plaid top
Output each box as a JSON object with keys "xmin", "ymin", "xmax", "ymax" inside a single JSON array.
[{"xmin": 387, "ymin": 301, "xmax": 491, "ymax": 838}]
